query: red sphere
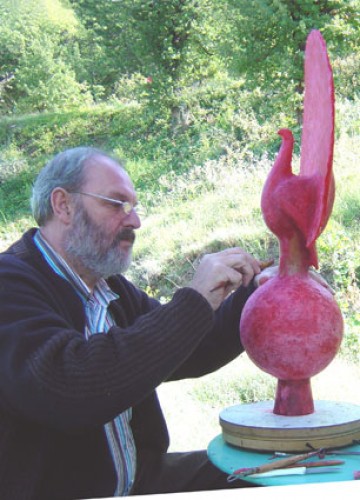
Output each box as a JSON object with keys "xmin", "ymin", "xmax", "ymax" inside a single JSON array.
[{"xmin": 240, "ymin": 274, "xmax": 343, "ymax": 381}]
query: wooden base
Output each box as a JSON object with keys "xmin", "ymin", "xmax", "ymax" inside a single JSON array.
[{"xmin": 220, "ymin": 400, "xmax": 360, "ymax": 452}]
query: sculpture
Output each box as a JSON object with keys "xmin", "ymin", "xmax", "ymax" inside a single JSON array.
[{"xmin": 239, "ymin": 30, "xmax": 344, "ymax": 416}]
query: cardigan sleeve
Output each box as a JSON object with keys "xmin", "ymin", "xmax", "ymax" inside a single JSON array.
[
  {"xmin": 0, "ymin": 254, "xmax": 215, "ymax": 434},
  {"xmin": 168, "ymin": 281, "xmax": 255, "ymax": 380}
]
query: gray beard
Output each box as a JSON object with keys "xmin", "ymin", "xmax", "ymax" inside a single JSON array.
[{"xmin": 64, "ymin": 205, "xmax": 135, "ymax": 280}]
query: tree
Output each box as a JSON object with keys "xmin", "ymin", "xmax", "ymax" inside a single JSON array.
[
  {"xmin": 222, "ymin": 0, "xmax": 360, "ymax": 124},
  {"xmin": 0, "ymin": 0, "xmax": 92, "ymax": 113},
  {"xmin": 122, "ymin": 0, "xmax": 226, "ymax": 126},
  {"xmin": 1, "ymin": 0, "xmax": 358, "ymax": 123},
  {"xmin": 70, "ymin": 0, "xmax": 229, "ymax": 126}
]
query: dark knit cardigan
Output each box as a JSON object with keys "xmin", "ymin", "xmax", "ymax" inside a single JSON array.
[{"xmin": 0, "ymin": 229, "xmax": 253, "ymax": 500}]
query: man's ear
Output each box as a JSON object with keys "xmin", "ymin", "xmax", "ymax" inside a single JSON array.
[{"xmin": 50, "ymin": 188, "xmax": 73, "ymax": 224}]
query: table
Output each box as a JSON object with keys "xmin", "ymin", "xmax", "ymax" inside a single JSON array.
[{"xmin": 207, "ymin": 434, "xmax": 360, "ymax": 487}]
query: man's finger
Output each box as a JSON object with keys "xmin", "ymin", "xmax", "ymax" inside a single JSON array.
[{"xmin": 220, "ymin": 253, "xmax": 261, "ymax": 275}]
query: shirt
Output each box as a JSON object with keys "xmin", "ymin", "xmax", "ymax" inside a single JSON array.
[{"xmin": 33, "ymin": 230, "xmax": 136, "ymax": 496}]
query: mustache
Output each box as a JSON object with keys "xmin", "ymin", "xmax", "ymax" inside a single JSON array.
[{"xmin": 114, "ymin": 228, "xmax": 136, "ymax": 245}]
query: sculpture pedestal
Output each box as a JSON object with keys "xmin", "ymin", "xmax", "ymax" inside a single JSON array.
[{"xmin": 220, "ymin": 400, "xmax": 360, "ymax": 452}]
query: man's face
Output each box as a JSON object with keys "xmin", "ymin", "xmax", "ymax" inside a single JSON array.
[{"xmin": 64, "ymin": 156, "xmax": 141, "ymax": 280}]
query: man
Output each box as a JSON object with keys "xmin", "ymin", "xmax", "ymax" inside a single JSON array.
[{"xmin": 0, "ymin": 146, "xmax": 264, "ymax": 499}]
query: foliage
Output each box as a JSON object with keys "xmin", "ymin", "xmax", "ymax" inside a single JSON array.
[
  {"xmin": 0, "ymin": 0, "xmax": 92, "ymax": 113},
  {"xmin": 222, "ymin": 0, "xmax": 360, "ymax": 119},
  {"xmin": 1, "ymin": 0, "xmax": 359, "ymax": 127},
  {"xmin": 70, "ymin": 0, "xmax": 227, "ymax": 97}
]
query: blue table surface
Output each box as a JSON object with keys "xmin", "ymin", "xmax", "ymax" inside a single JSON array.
[{"xmin": 207, "ymin": 434, "xmax": 360, "ymax": 487}]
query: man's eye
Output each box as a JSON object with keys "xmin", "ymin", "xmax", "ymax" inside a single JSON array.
[
  {"xmin": 108, "ymin": 200, "xmax": 133, "ymax": 214},
  {"xmin": 109, "ymin": 201, "xmax": 122, "ymax": 209}
]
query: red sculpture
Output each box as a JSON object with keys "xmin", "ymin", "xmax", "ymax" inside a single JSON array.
[{"xmin": 240, "ymin": 30, "xmax": 344, "ymax": 416}]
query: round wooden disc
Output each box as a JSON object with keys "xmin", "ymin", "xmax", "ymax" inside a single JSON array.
[{"xmin": 220, "ymin": 400, "xmax": 360, "ymax": 452}]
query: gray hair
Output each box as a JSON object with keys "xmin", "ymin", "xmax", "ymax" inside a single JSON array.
[{"xmin": 31, "ymin": 146, "xmax": 119, "ymax": 226}]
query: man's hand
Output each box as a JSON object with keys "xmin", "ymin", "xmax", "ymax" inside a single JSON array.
[
  {"xmin": 254, "ymin": 265, "xmax": 278, "ymax": 287},
  {"xmin": 189, "ymin": 248, "xmax": 261, "ymax": 310}
]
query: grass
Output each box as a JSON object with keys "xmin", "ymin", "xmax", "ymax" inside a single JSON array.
[
  {"xmin": 0, "ymin": 98, "xmax": 359, "ymax": 453},
  {"xmin": 127, "ymin": 134, "xmax": 360, "ymax": 363},
  {"xmin": 127, "ymin": 152, "xmax": 276, "ymax": 299}
]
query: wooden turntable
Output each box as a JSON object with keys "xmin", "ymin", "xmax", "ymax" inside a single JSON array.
[{"xmin": 220, "ymin": 400, "xmax": 360, "ymax": 452}]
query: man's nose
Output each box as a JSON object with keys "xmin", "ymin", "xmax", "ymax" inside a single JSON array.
[{"xmin": 124, "ymin": 209, "xmax": 141, "ymax": 229}]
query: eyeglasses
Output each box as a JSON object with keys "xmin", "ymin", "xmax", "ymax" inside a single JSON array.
[{"xmin": 70, "ymin": 191, "xmax": 135, "ymax": 215}]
